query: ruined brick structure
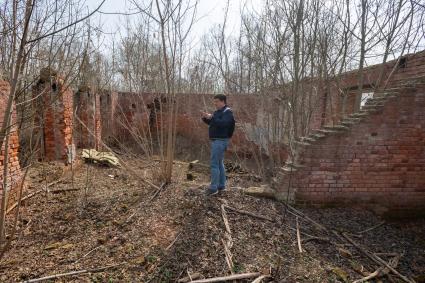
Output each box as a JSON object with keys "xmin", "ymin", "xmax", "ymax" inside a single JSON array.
[
  {"xmin": 32, "ymin": 68, "xmax": 75, "ymax": 163},
  {"xmin": 99, "ymin": 90, "xmax": 117, "ymax": 142},
  {"xmin": 279, "ymin": 83, "xmax": 425, "ymax": 216},
  {"xmin": 0, "ymin": 81, "xmax": 22, "ymax": 205},
  {"xmin": 98, "ymin": 91, "xmax": 288, "ymax": 161},
  {"xmin": 274, "ymin": 50, "xmax": 425, "ymax": 215},
  {"xmin": 74, "ymin": 85, "xmax": 101, "ymax": 150},
  {"xmin": 1, "ymin": 51, "xmax": 419, "ymax": 215},
  {"xmin": 311, "ymin": 50, "xmax": 425, "ymax": 129}
]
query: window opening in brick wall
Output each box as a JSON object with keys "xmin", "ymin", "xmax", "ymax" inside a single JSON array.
[{"xmin": 360, "ymin": 92, "xmax": 374, "ymax": 108}]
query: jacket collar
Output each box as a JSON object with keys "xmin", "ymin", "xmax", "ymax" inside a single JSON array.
[{"xmin": 217, "ymin": 105, "xmax": 227, "ymax": 112}]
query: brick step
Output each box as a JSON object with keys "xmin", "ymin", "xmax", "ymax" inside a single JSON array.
[
  {"xmin": 365, "ymin": 98, "xmax": 387, "ymax": 105},
  {"xmin": 294, "ymin": 140, "xmax": 312, "ymax": 147},
  {"xmin": 361, "ymin": 104, "xmax": 384, "ymax": 111},
  {"xmin": 323, "ymin": 125, "xmax": 350, "ymax": 132},
  {"xmin": 308, "ymin": 133, "xmax": 326, "ymax": 139},
  {"xmin": 281, "ymin": 161, "xmax": 305, "ymax": 173},
  {"xmin": 380, "ymin": 86, "xmax": 416, "ymax": 91},
  {"xmin": 349, "ymin": 112, "xmax": 369, "ymax": 118},
  {"xmin": 315, "ymin": 128, "xmax": 339, "ymax": 135},
  {"xmin": 364, "ymin": 98, "xmax": 386, "ymax": 105},
  {"xmin": 341, "ymin": 118, "xmax": 361, "ymax": 126},
  {"xmin": 359, "ymin": 107, "xmax": 384, "ymax": 114},
  {"xmin": 299, "ymin": 136, "xmax": 317, "ymax": 143},
  {"xmin": 373, "ymin": 93, "xmax": 398, "ymax": 99},
  {"xmin": 342, "ymin": 117, "xmax": 362, "ymax": 123}
]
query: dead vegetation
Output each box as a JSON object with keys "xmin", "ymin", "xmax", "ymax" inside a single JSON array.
[
  {"xmin": 0, "ymin": 155, "xmax": 423, "ymax": 282},
  {"xmin": 0, "ymin": 0, "xmax": 425, "ymax": 282}
]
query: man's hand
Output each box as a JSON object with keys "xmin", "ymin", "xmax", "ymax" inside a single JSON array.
[{"xmin": 200, "ymin": 110, "xmax": 212, "ymax": 119}]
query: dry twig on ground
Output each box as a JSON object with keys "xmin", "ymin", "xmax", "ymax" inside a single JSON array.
[
  {"xmin": 189, "ymin": 272, "xmax": 262, "ymax": 283},
  {"xmin": 23, "ymin": 263, "xmax": 125, "ymax": 283}
]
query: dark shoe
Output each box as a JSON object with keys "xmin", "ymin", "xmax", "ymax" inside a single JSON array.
[{"xmin": 205, "ymin": 189, "xmax": 219, "ymax": 196}]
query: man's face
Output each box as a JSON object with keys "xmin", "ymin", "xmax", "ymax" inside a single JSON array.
[{"xmin": 214, "ymin": 98, "xmax": 225, "ymax": 110}]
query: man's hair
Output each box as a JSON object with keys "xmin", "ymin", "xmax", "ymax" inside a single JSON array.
[{"xmin": 214, "ymin": 94, "xmax": 227, "ymax": 103}]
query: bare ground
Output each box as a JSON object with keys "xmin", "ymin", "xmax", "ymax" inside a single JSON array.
[{"xmin": 0, "ymin": 155, "xmax": 424, "ymax": 282}]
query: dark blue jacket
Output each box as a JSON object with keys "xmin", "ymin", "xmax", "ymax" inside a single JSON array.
[{"xmin": 202, "ymin": 106, "xmax": 235, "ymax": 139}]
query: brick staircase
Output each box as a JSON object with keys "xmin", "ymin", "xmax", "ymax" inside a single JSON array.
[{"xmin": 276, "ymin": 79, "xmax": 425, "ymax": 214}]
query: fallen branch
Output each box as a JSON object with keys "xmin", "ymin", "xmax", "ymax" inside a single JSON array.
[
  {"xmin": 190, "ymin": 272, "xmax": 261, "ymax": 283},
  {"xmin": 342, "ymin": 233, "xmax": 414, "ymax": 283},
  {"xmin": 224, "ymin": 205, "xmax": 274, "ymax": 222},
  {"xmin": 73, "ymin": 245, "xmax": 103, "ymax": 264},
  {"xmin": 353, "ymin": 254, "xmax": 400, "ymax": 283},
  {"xmin": 178, "ymin": 272, "xmax": 203, "ymax": 283},
  {"xmin": 221, "ymin": 204, "xmax": 232, "ymax": 237},
  {"xmin": 166, "ymin": 232, "xmax": 181, "ymax": 251},
  {"xmin": 222, "ymin": 238, "xmax": 234, "ymax": 274},
  {"xmin": 23, "ymin": 263, "xmax": 124, "ymax": 283},
  {"xmin": 220, "ymin": 203, "xmax": 234, "ymax": 273},
  {"xmin": 284, "ymin": 204, "xmax": 327, "ymax": 232},
  {"xmin": 284, "ymin": 205, "xmax": 412, "ymax": 283},
  {"xmin": 149, "ymin": 182, "xmax": 168, "ymax": 202},
  {"xmin": 50, "ymin": 188, "xmax": 81, "ymax": 194},
  {"xmin": 374, "ymin": 252, "xmax": 399, "ymax": 257},
  {"xmin": 296, "ymin": 217, "xmax": 303, "ymax": 253},
  {"xmin": 0, "ymin": 167, "xmax": 29, "ymax": 259},
  {"xmin": 251, "ymin": 275, "xmax": 271, "ymax": 283},
  {"xmin": 7, "ymin": 179, "xmax": 63, "ymax": 214},
  {"xmin": 358, "ymin": 221, "xmax": 385, "ymax": 234},
  {"xmin": 6, "ymin": 189, "xmax": 41, "ymax": 214}
]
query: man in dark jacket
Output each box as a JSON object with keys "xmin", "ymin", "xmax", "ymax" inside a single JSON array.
[{"xmin": 201, "ymin": 94, "xmax": 235, "ymax": 196}]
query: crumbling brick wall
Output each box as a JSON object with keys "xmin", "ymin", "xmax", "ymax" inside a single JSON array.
[
  {"xmin": 99, "ymin": 90, "xmax": 117, "ymax": 142},
  {"xmin": 99, "ymin": 91, "xmax": 288, "ymax": 160},
  {"xmin": 32, "ymin": 68, "xmax": 75, "ymax": 163},
  {"xmin": 0, "ymin": 80, "xmax": 22, "ymax": 205},
  {"xmin": 175, "ymin": 93, "xmax": 288, "ymax": 161},
  {"xmin": 282, "ymin": 85, "xmax": 425, "ymax": 215},
  {"xmin": 311, "ymin": 50, "xmax": 425, "ymax": 129},
  {"xmin": 74, "ymin": 86, "xmax": 101, "ymax": 149},
  {"xmin": 111, "ymin": 92, "xmax": 154, "ymax": 145}
]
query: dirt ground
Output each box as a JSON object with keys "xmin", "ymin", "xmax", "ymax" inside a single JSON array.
[{"xmin": 0, "ymin": 155, "xmax": 424, "ymax": 282}]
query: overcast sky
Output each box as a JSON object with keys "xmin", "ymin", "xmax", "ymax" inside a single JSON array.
[{"xmin": 88, "ymin": 0, "xmax": 263, "ymax": 51}]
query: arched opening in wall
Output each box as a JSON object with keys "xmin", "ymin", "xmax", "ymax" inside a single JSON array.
[
  {"xmin": 51, "ymin": 83, "xmax": 57, "ymax": 92},
  {"xmin": 131, "ymin": 103, "xmax": 136, "ymax": 109}
]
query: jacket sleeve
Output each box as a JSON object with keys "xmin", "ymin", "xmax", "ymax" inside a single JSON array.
[
  {"xmin": 202, "ymin": 117, "xmax": 211, "ymax": 125},
  {"xmin": 210, "ymin": 110, "xmax": 234, "ymax": 127}
]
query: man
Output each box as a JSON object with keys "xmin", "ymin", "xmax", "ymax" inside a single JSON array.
[{"xmin": 201, "ymin": 94, "xmax": 235, "ymax": 196}]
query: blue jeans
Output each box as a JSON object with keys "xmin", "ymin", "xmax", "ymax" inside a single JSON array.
[{"xmin": 210, "ymin": 139, "xmax": 229, "ymax": 192}]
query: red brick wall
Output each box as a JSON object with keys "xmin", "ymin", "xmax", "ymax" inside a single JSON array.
[
  {"xmin": 110, "ymin": 92, "xmax": 154, "ymax": 144},
  {"xmin": 99, "ymin": 91, "xmax": 288, "ymax": 160},
  {"xmin": 285, "ymin": 86, "xmax": 425, "ymax": 213},
  {"xmin": 74, "ymin": 86, "xmax": 101, "ymax": 149},
  {"xmin": 0, "ymin": 80, "xmax": 22, "ymax": 205},
  {"xmin": 32, "ymin": 68, "xmax": 75, "ymax": 163},
  {"xmin": 312, "ymin": 50, "xmax": 425, "ymax": 129},
  {"xmin": 99, "ymin": 90, "xmax": 117, "ymax": 141}
]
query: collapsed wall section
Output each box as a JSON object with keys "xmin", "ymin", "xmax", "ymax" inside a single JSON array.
[
  {"xmin": 32, "ymin": 68, "xmax": 75, "ymax": 163},
  {"xmin": 74, "ymin": 86, "xmax": 101, "ymax": 149},
  {"xmin": 0, "ymin": 80, "xmax": 23, "ymax": 205}
]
